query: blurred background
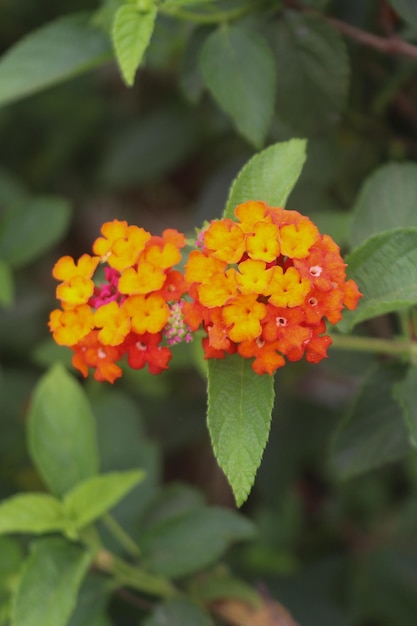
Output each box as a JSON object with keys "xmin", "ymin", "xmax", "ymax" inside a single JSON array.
[{"xmin": 2, "ymin": 1, "xmax": 417, "ymax": 624}]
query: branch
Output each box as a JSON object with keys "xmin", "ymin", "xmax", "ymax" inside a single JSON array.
[{"xmin": 283, "ymin": 0, "xmax": 417, "ymax": 61}]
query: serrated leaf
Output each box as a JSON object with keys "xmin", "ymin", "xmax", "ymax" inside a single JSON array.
[
  {"xmin": 200, "ymin": 25, "xmax": 276, "ymax": 147},
  {"xmin": 272, "ymin": 12, "xmax": 349, "ymax": 134},
  {"xmin": 63, "ymin": 470, "xmax": 145, "ymax": 529},
  {"xmin": 225, "ymin": 139, "xmax": 307, "ymax": 217},
  {"xmin": 27, "ymin": 365, "xmax": 99, "ymax": 497},
  {"xmin": 332, "ymin": 363, "xmax": 411, "ymax": 478},
  {"xmin": 394, "ymin": 365, "xmax": 417, "ymax": 447},
  {"xmin": 339, "ymin": 228, "xmax": 417, "ymax": 332},
  {"xmin": 0, "ymin": 494, "xmax": 66, "ymax": 535},
  {"xmin": 389, "ymin": 0, "xmax": 417, "ymax": 28},
  {"xmin": 0, "ymin": 196, "xmax": 71, "ymax": 268},
  {"xmin": 0, "ymin": 14, "xmax": 111, "ymax": 107},
  {"xmin": 350, "ymin": 163, "xmax": 417, "ymax": 247},
  {"xmin": 144, "ymin": 598, "xmax": 213, "ymax": 626},
  {"xmin": 112, "ymin": 4, "xmax": 157, "ymax": 86},
  {"xmin": 207, "ymin": 354, "xmax": 275, "ymax": 506},
  {"xmin": 141, "ymin": 506, "xmax": 255, "ymax": 577},
  {"xmin": 12, "ymin": 537, "xmax": 91, "ymax": 626},
  {"xmin": 0, "ymin": 262, "xmax": 13, "ymax": 307}
]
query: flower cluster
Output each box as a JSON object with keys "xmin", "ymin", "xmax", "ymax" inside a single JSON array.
[
  {"xmin": 49, "ymin": 220, "xmax": 191, "ymax": 383},
  {"xmin": 183, "ymin": 201, "xmax": 361, "ymax": 375},
  {"xmin": 49, "ymin": 202, "xmax": 362, "ymax": 381}
]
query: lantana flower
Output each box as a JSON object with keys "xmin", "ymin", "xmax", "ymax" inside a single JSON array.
[
  {"xmin": 184, "ymin": 200, "xmax": 362, "ymax": 375},
  {"xmin": 49, "ymin": 220, "xmax": 191, "ymax": 383}
]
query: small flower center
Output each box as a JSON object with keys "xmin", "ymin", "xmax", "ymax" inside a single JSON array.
[
  {"xmin": 309, "ymin": 265, "xmax": 322, "ymax": 277},
  {"xmin": 276, "ymin": 316, "xmax": 287, "ymax": 327},
  {"xmin": 308, "ymin": 297, "xmax": 318, "ymax": 307},
  {"xmin": 136, "ymin": 342, "xmax": 147, "ymax": 351}
]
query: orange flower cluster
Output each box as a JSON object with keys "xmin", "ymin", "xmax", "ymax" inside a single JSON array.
[
  {"xmin": 49, "ymin": 203, "xmax": 361, "ymax": 381},
  {"xmin": 183, "ymin": 201, "xmax": 361, "ymax": 375},
  {"xmin": 49, "ymin": 220, "xmax": 190, "ymax": 383}
]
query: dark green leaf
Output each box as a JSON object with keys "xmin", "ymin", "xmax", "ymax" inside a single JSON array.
[
  {"xmin": 225, "ymin": 139, "xmax": 307, "ymax": 217},
  {"xmin": 272, "ymin": 12, "xmax": 349, "ymax": 134},
  {"xmin": 190, "ymin": 572, "xmax": 260, "ymax": 605},
  {"xmin": 67, "ymin": 576, "xmax": 110, "ymax": 626},
  {"xmin": 0, "ymin": 262, "xmax": 13, "ymax": 307},
  {"xmin": 0, "ymin": 537, "xmax": 24, "ymax": 585},
  {"xmin": 0, "ymin": 494, "xmax": 66, "ymax": 535},
  {"xmin": 27, "ymin": 365, "xmax": 99, "ymax": 497},
  {"xmin": 393, "ymin": 364, "xmax": 417, "ymax": 447},
  {"xmin": 339, "ymin": 228, "xmax": 417, "ymax": 331},
  {"xmin": 0, "ymin": 14, "xmax": 111, "ymax": 107},
  {"xmin": 200, "ymin": 25, "xmax": 276, "ymax": 147},
  {"xmin": 207, "ymin": 354, "xmax": 275, "ymax": 506},
  {"xmin": 140, "ymin": 483, "xmax": 205, "ymax": 530},
  {"xmin": 99, "ymin": 107, "xmax": 198, "ymax": 188},
  {"xmin": 141, "ymin": 506, "xmax": 255, "ymax": 577},
  {"xmin": 179, "ymin": 27, "xmax": 207, "ymax": 104},
  {"xmin": 0, "ymin": 196, "xmax": 71, "ymax": 268},
  {"xmin": 112, "ymin": 4, "xmax": 157, "ymax": 86},
  {"xmin": 63, "ymin": 470, "xmax": 145, "ymax": 529},
  {"xmin": 350, "ymin": 162, "xmax": 417, "ymax": 247},
  {"xmin": 332, "ymin": 363, "xmax": 411, "ymax": 478},
  {"xmin": 144, "ymin": 598, "xmax": 213, "ymax": 626},
  {"xmin": 12, "ymin": 537, "xmax": 91, "ymax": 626}
]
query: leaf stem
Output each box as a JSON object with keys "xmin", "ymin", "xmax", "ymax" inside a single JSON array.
[
  {"xmin": 95, "ymin": 549, "xmax": 178, "ymax": 598},
  {"xmin": 160, "ymin": 3, "xmax": 254, "ymax": 24},
  {"xmin": 329, "ymin": 333, "xmax": 417, "ymax": 362},
  {"xmin": 102, "ymin": 513, "xmax": 141, "ymax": 558}
]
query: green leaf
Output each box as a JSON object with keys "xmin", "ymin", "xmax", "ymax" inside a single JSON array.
[
  {"xmin": 141, "ymin": 506, "xmax": 255, "ymax": 577},
  {"xmin": 179, "ymin": 27, "xmax": 207, "ymax": 104},
  {"xmin": 272, "ymin": 12, "xmax": 349, "ymax": 134},
  {"xmin": 0, "ymin": 537, "xmax": 25, "ymax": 584},
  {"xmin": 67, "ymin": 576, "xmax": 110, "ymax": 626},
  {"xmin": 0, "ymin": 196, "xmax": 71, "ymax": 268},
  {"xmin": 339, "ymin": 228, "xmax": 417, "ymax": 332},
  {"xmin": 27, "ymin": 365, "xmax": 99, "ymax": 497},
  {"xmin": 0, "ymin": 494, "xmax": 66, "ymax": 535},
  {"xmin": 394, "ymin": 365, "xmax": 417, "ymax": 447},
  {"xmin": 190, "ymin": 572, "xmax": 260, "ymax": 606},
  {"xmin": 144, "ymin": 598, "xmax": 213, "ymax": 626},
  {"xmin": 0, "ymin": 14, "xmax": 111, "ymax": 107},
  {"xmin": 0, "ymin": 262, "xmax": 13, "ymax": 307},
  {"xmin": 350, "ymin": 163, "xmax": 417, "ymax": 247},
  {"xmin": 225, "ymin": 139, "xmax": 307, "ymax": 217},
  {"xmin": 99, "ymin": 107, "xmax": 198, "ymax": 188},
  {"xmin": 207, "ymin": 354, "xmax": 275, "ymax": 506},
  {"xmin": 63, "ymin": 470, "xmax": 145, "ymax": 529},
  {"xmin": 389, "ymin": 0, "xmax": 417, "ymax": 28},
  {"xmin": 200, "ymin": 25, "xmax": 276, "ymax": 147},
  {"xmin": 12, "ymin": 537, "xmax": 91, "ymax": 626},
  {"xmin": 141, "ymin": 484, "xmax": 205, "ymax": 530},
  {"xmin": 112, "ymin": 4, "xmax": 157, "ymax": 86},
  {"xmin": 332, "ymin": 363, "xmax": 411, "ymax": 478}
]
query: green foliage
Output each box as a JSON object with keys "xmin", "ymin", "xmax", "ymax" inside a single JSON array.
[
  {"xmin": 200, "ymin": 24, "xmax": 276, "ymax": 147},
  {"xmin": 27, "ymin": 365, "xmax": 99, "ymax": 496},
  {"xmin": 332, "ymin": 363, "xmax": 411, "ymax": 478},
  {"xmin": 272, "ymin": 12, "xmax": 350, "ymax": 134},
  {"xmin": 340, "ymin": 228, "xmax": 417, "ymax": 331},
  {"xmin": 225, "ymin": 138, "xmax": 307, "ymax": 215},
  {"xmin": 144, "ymin": 598, "xmax": 213, "ymax": 626},
  {"xmin": 12, "ymin": 538, "xmax": 91, "ymax": 626},
  {"xmin": 0, "ymin": 196, "xmax": 71, "ymax": 268},
  {"xmin": 0, "ymin": 15, "xmax": 111, "ymax": 107},
  {"xmin": 112, "ymin": 3, "xmax": 157, "ymax": 86},
  {"xmin": 141, "ymin": 505, "xmax": 255, "ymax": 577},
  {"xmin": 350, "ymin": 162, "xmax": 417, "ymax": 247},
  {"xmin": 207, "ymin": 354, "xmax": 274, "ymax": 506},
  {"xmin": 2, "ymin": 1, "xmax": 417, "ymax": 624}
]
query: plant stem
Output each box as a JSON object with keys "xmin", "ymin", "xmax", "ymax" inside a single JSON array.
[
  {"xmin": 329, "ymin": 333, "xmax": 417, "ymax": 362},
  {"xmin": 95, "ymin": 549, "xmax": 178, "ymax": 598},
  {"xmin": 102, "ymin": 513, "xmax": 141, "ymax": 558},
  {"xmin": 160, "ymin": 3, "xmax": 254, "ymax": 24}
]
